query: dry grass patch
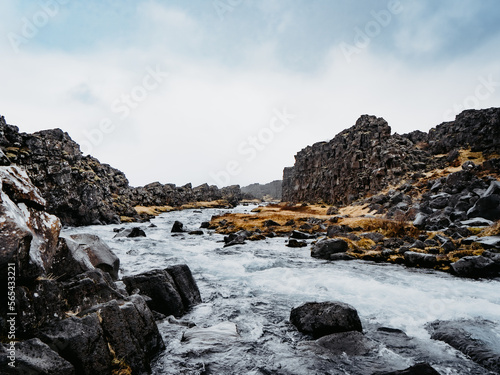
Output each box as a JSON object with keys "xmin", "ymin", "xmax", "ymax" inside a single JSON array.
[
  {"xmin": 342, "ymin": 217, "xmax": 421, "ymax": 238},
  {"xmin": 479, "ymin": 220, "xmax": 500, "ymax": 237},
  {"xmin": 134, "ymin": 205, "xmax": 175, "ymax": 216}
]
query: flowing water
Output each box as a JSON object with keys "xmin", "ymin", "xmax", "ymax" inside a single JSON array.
[{"xmin": 63, "ymin": 205, "xmax": 500, "ymax": 375}]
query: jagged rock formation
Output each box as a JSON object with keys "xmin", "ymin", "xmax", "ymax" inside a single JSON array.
[
  {"xmin": 282, "ymin": 115, "xmax": 436, "ymax": 204},
  {"xmin": 0, "ymin": 115, "xmax": 242, "ymax": 226},
  {"xmin": 241, "ymin": 180, "xmax": 282, "ymax": 200},
  {"xmin": 282, "ymin": 108, "xmax": 500, "ymax": 205},
  {"xmin": 130, "ymin": 182, "xmax": 242, "ymax": 208},
  {"xmin": 0, "ymin": 116, "xmax": 136, "ymax": 226}
]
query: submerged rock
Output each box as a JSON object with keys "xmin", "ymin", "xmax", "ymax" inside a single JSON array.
[
  {"xmin": 171, "ymin": 220, "xmax": 186, "ymax": 233},
  {"xmin": 374, "ymin": 363, "xmax": 441, "ymax": 375},
  {"xmin": 290, "ymin": 301, "xmax": 362, "ymax": 339},
  {"xmin": 287, "ymin": 239, "xmax": 307, "ymax": 248},
  {"xmin": 428, "ymin": 319, "xmax": 500, "ymax": 374}
]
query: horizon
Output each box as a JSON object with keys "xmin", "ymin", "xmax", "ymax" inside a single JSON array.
[{"xmin": 1, "ymin": 0, "xmax": 499, "ymax": 187}]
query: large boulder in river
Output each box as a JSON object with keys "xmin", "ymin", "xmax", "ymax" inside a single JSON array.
[
  {"xmin": 311, "ymin": 238, "xmax": 349, "ymax": 259},
  {"xmin": 290, "ymin": 301, "xmax": 362, "ymax": 339},
  {"xmin": 428, "ymin": 319, "xmax": 500, "ymax": 374},
  {"xmin": 122, "ymin": 265, "xmax": 201, "ymax": 317}
]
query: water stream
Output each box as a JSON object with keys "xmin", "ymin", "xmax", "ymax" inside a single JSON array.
[{"xmin": 63, "ymin": 205, "xmax": 500, "ymax": 374}]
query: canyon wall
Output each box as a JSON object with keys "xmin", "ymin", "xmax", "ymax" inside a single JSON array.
[{"xmin": 282, "ymin": 108, "xmax": 500, "ymax": 205}]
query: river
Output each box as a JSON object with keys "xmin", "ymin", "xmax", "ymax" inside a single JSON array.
[{"xmin": 63, "ymin": 205, "xmax": 500, "ymax": 374}]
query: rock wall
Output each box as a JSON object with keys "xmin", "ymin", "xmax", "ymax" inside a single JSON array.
[
  {"xmin": 282, "ymin": 108, "xmax": 500, "ymax": 205},
  {"xmin": 282, "ymin": 115, "xmax": 434, "ymax": 204},
  {"xmin": 0, "ymin": 116, "xmax": 136, "ymax": 226},
  {"xmin": 0, "ymin": 115, "xmax": 242, "ymax": 225},
  {"xmin": 241, "ymin": 180, "xmax": 282, "ymax": 200}
]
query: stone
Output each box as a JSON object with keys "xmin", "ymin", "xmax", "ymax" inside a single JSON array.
[
  {"xmin": 122, "ymin": 265, "xmax": 201, "ymax": 317},
  {"xmin": 460, "ymin": 217, "xmax": 494, "ymax": 227},
  {"xmin": 0, "ymin": 338, "xmax": 75, "ymax": 375},
  {"xmin": 290, "ymin": 230, "xmax": 315, "ymax": 239},
  {"xmin": 171, "ymin": 221, "xmax": 186, "ymax": 233},
  {"xmin": 38, "ymin": 314, "xmax": 113, "ymax": 375},
  {"xmin": 166, "ymin": 264, "xmax": 202, "ymax": 309},
  {"xmin": 428, "ymin": 319, "xmax": 500, "ymax": 374},
  {"xmin": 200, "ymin": 221, "xmax": 210, "ymax": 229},
  {"xmin": 403, "ymin": 251, "xmax": 437, "ymax": 268},
  {"xmin": 263, "ymin": 219, "xmax": 280, "ymax": 227},
  {"xmin": 311, "ymin": 238, "xmax": 349, "ymax": 259},
  {"xmin": 451, "ymin": 256, "xmax": 498, "ymax": 278},
  {"xmin": 189, "ymin": 230, "xmax": 204, "ymax": 235},
  {"xmin": 374, "ymin": 363, "xmax": 440, "ymax": 375},
  {"xmin": 467, "ymin": 181, "xmax": 500, "ymax": 221},
  {"xmin": 290, "ymin": 301, "xmax": 362, "ymax": 339},
  {"xmin": 57, "ymin": 233, "xmax": 120, "ymax": 280},
  {"xmin": 329, "ymin": 253, "xmax": 355, "ymax": 261},
  {"xmin": 287, "ymin": 239, "xmax": 308, "ymax": 248},
  {"xmin": 224, "ymin": 230, "xmax": 249, "ymax": 247},
  {"xmin": 315, "ymin": 331, "xmax": 375, "ymax": 356}
]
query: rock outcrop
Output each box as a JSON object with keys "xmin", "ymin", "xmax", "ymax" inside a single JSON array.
[
  {"xmin": 282, "ymin": 108, "xmax": 500, "ymax": 205},
  {"xmin": 241, "ymin": 180, "xmax": 282, "ymax": 200},
  {"xmin": 0, "ymin": 115, "xmax": 242, "ymax": 226}
]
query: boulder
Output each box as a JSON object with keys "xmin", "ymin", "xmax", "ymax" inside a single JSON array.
[
  {"xmin": 200, "ymin": 221, "xmax": 210, "ymax": 229},
  {"xmin": 374, "ymin": 363, "xmax": 440, "ymax": 375},
  {"xmin": 171, "ymin": 221, "xmax": 186, "ymax": 233},
  {"xmin": 263, "ymin": 219, "xmax": 280, "ymax": 227},
  {"xmin": 403, "ymin": 251, "xmax": 437, "ymax": 268},
  {"xmin": 290, "ymin": 301, "xmax": 362, "ymax": 339},
  {"xmin": 166, "ymin": 264, "xmax": 202, "ymax": 309},
  {"xmin": 122, "ymin": 265, "xmax": 201, "ymax": 317},
  {"xmin": 114, "ymin": 227, "xmax": 146, "ymax": 238},
  {"xmin": 311, "ymin": 238, "xmax": 349, "ymax": 259},
  {"xmin": 451, "ymin": 256, "xmax": 498, "ymax": 278},
  {"xmin": 313, "ymin": 331, "xmax": 375, "ymax": 356},
  {"xmin": 428, "ymin": 320, "xmax": 500, "ymax": 373},
  {"xmin": 329, "ymin": 253, "xmax": 355, "ymax": 261},
  {"xmin": 287, "ymin": 239, "xmax": 308, "ymax": 248},
  {"xmin": 290, "ymin": 230, "xmax": 315, "ymax": 240},
  {"xmin": 38, "ymin": 314, "xmax": 113, "ymax": 375},
  {"xmin": 0, "ymin": 338, "xmax": 75, "ymax": 375},
  {"xmin": 58, "ymin": 233, "xmax": 120, "ymax": 280},
  {"xmin": 467, "ymin": 181, "xmax": 500, "ymax": 221},
  {"xmin": 224, "ymin": 230, "xmax": 250, "ymax": 247}
]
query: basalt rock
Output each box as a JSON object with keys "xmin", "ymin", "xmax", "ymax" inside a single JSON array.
[
  {"xmin": 282, "ymin": 108, "xmax": 500, "ymax": 206},
  {"xmin": 241, "ymin": 180, "xmax": 282, "ymax": 200},
  {"xmin": 290, "ymin": 301, "xmax": 363, "ymax": 339}
]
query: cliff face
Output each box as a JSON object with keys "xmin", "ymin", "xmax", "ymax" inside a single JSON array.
[
  {"xmin": 282, "ymin": 115, "xmax": 435, "ymax": 204},
  {"xmin": 241, "ymin": 180, "xmax": 282, "ymax": 200},
  {"xmin": 0, "ymin": 117, "xmax": 136, "ymax": 226},
  {"xmin": 0, "ymin": 115, "xmax": 243, "ymax": 225},
  {"xmin": 282, "ymin": 108, "xmax": 500, "ymax": 205}
]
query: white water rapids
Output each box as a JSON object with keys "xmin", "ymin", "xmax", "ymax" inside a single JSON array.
[{"xmin": 63, "ymin": 205, "xmax": 500, "ymax": 375}]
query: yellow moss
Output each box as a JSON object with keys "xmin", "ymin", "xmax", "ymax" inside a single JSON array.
[
  {"xmin": 356, "ymin": 238, "xmax": 376, "ymax": 250},
  {"xmin": 468, "ymin": 227, "xmax": 484, "ymax": 235},
  {"xmin": 120, "ymin": 216, "xmax": 135, "ymax": 223}
]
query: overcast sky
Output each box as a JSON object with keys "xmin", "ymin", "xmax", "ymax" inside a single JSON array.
[{"xmin": 1, "ymin": 0, "xmax": 499, "ymax": 188}]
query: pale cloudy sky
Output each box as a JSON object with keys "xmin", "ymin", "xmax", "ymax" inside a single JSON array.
[{"xmin": 1, "ymin": 0, "xmax": 499, "ymax": 187}]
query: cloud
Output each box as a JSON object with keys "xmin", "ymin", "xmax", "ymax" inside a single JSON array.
[{"xmin": 0, "ymin": 1, "xmax": 499, "ymax": 188}]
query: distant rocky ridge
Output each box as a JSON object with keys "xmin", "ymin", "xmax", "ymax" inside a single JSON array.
[
  {"xmin": 0, "ymin": 115, "xmax": 241, "ymax": 226},
  {"xmin": 241, "ymin": 180, "xmax": 282, "ymax": 200},
  {"xmin": 282, "ymin": 108, "xmax": 500, "ymax": 205}
]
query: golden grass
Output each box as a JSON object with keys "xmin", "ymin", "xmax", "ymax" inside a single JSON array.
[
  {"xmin": 479, "ymin": 220, "xmax": 500, "ymax": 237},
  {"xmin": 134, "ymin": 205, "xmax": 174, "ymax": 216}
]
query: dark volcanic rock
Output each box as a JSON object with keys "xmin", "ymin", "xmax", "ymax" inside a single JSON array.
[
  {"xmin": 374, "ymin": 363, "xmax": 441, "ymax": 375},
  {"xmin": 467, "ymin": 181, "xmax": 500, "ymax": 221},
  {"xmin": 38, "ymin": 314, "xmax": 113, "ymax": 375},
  {"xmin": 287, "ymin": 239, "xmax": 308, "ymax": 248},
  {"xmin": 307, "ymin": 331, "xmax": 376, "ymax": 356},
  {"xmin": 311, "ymin": 238, "xmax": 349, "ymax": 259},
  {"xmin": 428, "ymin": 319, "xmax": 500, "ymax": 373},
  {"xmin": 0, "ymin": 338, "xmax": 75, "ymax": 375},
  {"xmin": 224, "ymin": 230, "xmax": 250, "ymax": 247},
  {"xmin": 171, "ymin": 220, "xmax": 186, "ymax": 233},
  {"xmin": 122, "ymin": 265, "xmax": 201, "ymax": 318},
  {"xmin": 451, "ymin": 256, "xmax": 498, "ymax": 278},
  {"xmin": 290, "ymin": 230, "xmax": 315, "ymax": 240},
  {"xmin": 404, "ymin": 251, "xmax": 437, "ymax": 268},
  {"xmin": 114, "ymin": 227, "xmax": 147, "ymax": 238},
  {"xmin": 290, "ymin": 301, "xmax": 362, "ymax": 339},
  {"xmin": 241, "ymin": 180, "xmax": 282, "ymax": 200}
]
